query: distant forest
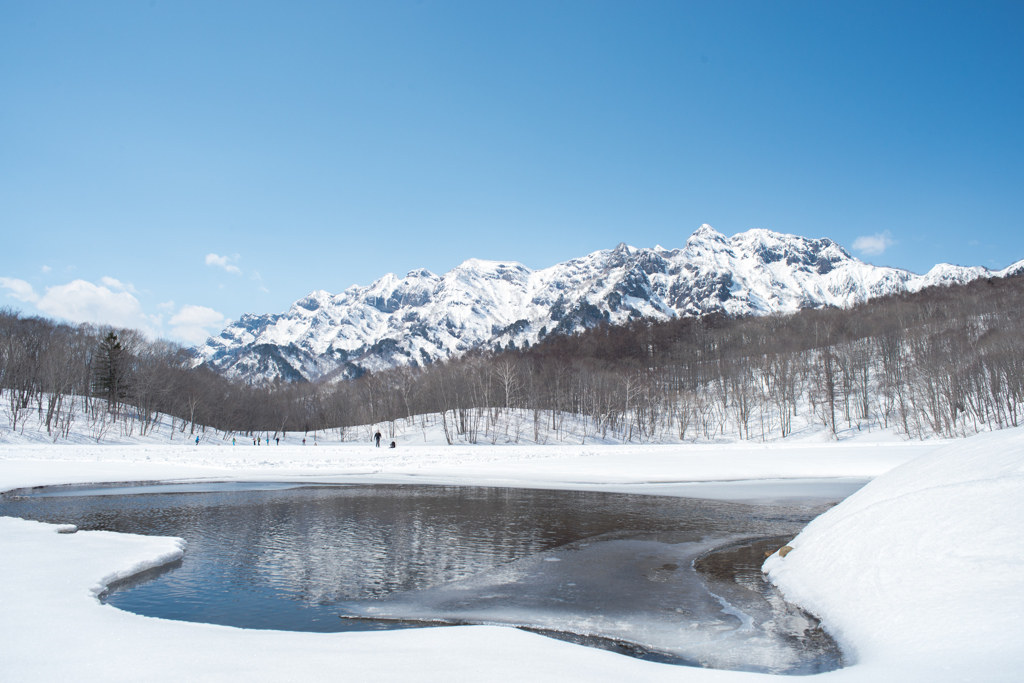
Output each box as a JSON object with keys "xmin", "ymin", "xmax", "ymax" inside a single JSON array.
[{"xmin": 2, "ymin": 273, "xmax": 1023, "ymax": 443}]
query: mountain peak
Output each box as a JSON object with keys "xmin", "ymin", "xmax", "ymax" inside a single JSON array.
[
  {"xmin": 405, "ymin": 268, "xmax": 437, "ymax": 279},
  {"xmin": 692, "ymin": 223, "xmax": 727, "ymax": 240},
  {"xmin": 196, "ymin": 225, "xmax": 1011, "ymax": 383},
  {"xmin": 293, "ymin": 290, "xmax": 332, "ymax": 313}
]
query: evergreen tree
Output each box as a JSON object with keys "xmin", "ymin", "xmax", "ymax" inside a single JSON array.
[{"xmin": 92, "ymin": 331, "xmax": 124, "ymax": 408}]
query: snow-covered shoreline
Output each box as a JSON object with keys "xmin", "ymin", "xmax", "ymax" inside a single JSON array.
[{"xmin": 2, "ymin": 429, "xmax": 1022, "ymax": 681}]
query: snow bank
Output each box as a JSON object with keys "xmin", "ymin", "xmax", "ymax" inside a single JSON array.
[
  {"xmin": 0, "ymin": 440, "xmax": 929, "ymax": 503},
  {"xmin": 764, "ymin": 427, "xmax": 1024, "ymax": 682}
]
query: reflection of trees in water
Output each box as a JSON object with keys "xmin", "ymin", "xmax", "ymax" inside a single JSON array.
[
  {"xmin": 239, "ymin": 487, "xmax": 653, "ymax": 602},
  {"xmin": 0, "ymin": 484, "xmax": 831, "ymax": 609}
]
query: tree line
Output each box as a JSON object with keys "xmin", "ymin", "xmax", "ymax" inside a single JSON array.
[{"xmin": 2, "ymin": 273, "xmax": 1024, "ymax": 443}]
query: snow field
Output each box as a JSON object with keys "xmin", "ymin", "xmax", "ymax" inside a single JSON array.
[{"xmin": 1, "ymin": 422, "xmax": 1022, "ymax": 680}]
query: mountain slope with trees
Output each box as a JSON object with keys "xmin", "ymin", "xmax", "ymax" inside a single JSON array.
[
  {"xmin": 3, "ymin": 270, "xmax": 1024, "ymax": 445},
  {"xmin": 196, "ymin": 225, "xmax": 1024, "ymax": 384}
]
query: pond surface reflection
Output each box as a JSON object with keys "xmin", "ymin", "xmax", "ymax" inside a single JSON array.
[{"xmin": 0, "ymin": 482, "xmax": 847, "ymax": 674}]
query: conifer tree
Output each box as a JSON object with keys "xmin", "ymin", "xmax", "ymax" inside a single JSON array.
[{"xmin": 92, "ymin": 331, "xmax": 124, "ymax": 409}]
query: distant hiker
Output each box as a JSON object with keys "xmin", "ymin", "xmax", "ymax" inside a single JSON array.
[
  {"xmin": 258, "ymin": 436, "xmax": 261, "ymax": 446},
  {"xmin": 389, "ymin": 441, "xmax": 396, "ymax": 449},
  {"xmin": 195, "ymin": 436, "xmax": 199, "ymax": 445},
  {"xmin": 374, "ymin": 430, "xmax": 382, "ymax": 447},
  {"xmin": 303, "ymin": 438, "xmax": 306, "ymax": 445},
  {"xmin": 276, "ymin": 437, "xmax": 280, "ymax": 445},
  {"xmin": 232, "ymin": 438, "xmax": 236, "ymax": 446}
]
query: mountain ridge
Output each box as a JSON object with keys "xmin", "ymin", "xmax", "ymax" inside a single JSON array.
[{"xmin": 196, "ymin": 225, "xmax": 1024, "ymax": 383}]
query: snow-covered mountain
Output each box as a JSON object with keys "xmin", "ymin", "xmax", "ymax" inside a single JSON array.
[{"xmin": 196, "ymin": 225, "xmax": 1024, "ymax": 383}]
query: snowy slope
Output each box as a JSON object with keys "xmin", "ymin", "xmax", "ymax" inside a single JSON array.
[{"xmin": 196, "ymin": 225, "xmax": 1024, "ymax": 383}]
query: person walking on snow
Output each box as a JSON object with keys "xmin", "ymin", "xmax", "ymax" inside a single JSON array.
[{"xmin": 374, "ymin": 430, "xmax": 382, "ymax": 447}]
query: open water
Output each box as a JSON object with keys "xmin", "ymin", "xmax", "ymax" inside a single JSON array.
[{"xmin": 0, "ymin": 481, "xmax": 851, "ymax": 674}]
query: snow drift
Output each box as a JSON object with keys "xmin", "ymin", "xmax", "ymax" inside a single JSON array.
[{"xmin": 764, "ymin": 426, "xmax": 1024, "ymax": 681}]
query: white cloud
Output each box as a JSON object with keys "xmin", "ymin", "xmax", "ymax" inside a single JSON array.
[
  {"xmin": 169, "ymin": 304, "xmax": 227, "ymax": 345},
  {"xmin": 169, "ymin": 304, "xmax": 225, "ymax": 327},
  {"xmin": 40, "ymin": 265, "xmax": 52, "ymax": 274},
  {"xmin": 35, "ymin": 279, "xmax": 151, "ymax": 331},
  {"xmin": 251, "ymin": 270, "xmax": 269, "ymax": 293},
  {"xmin": 0, "ymin": 277, "xmax": 41, "ymax": 304},
  {"xmin": 99, "ymin": 276, "xmax": 137, "ymax": 294},
  {"xmin": 205, "ymin": 253, "xmax": 242, "ymax": 275},
  {"xmin": 2, "ymin": 275, "xmax": 228, "ymax": 346},
  {"xmin": 852, "ymin": 231, "xmax": 895, "ymax": 256}
]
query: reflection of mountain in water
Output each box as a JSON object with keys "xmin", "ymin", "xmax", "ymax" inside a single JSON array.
[{"xmin": 0, "ymin": 484, "xmax": 844, "ymax": 672}]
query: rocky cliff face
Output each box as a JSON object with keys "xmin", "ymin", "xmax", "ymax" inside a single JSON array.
[{"xmin": 195, "ymin": 225, "xmax": 1024, "ymax": 383}]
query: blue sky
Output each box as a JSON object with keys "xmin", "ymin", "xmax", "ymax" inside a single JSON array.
[{"xmin": 2, "ymin": 1, "xmax": 1022, "ymax": 345}]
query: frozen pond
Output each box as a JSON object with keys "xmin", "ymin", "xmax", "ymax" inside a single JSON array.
[{"xmin": 0, "ymin": 482, "xmax": 853, "ymax": 674}]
